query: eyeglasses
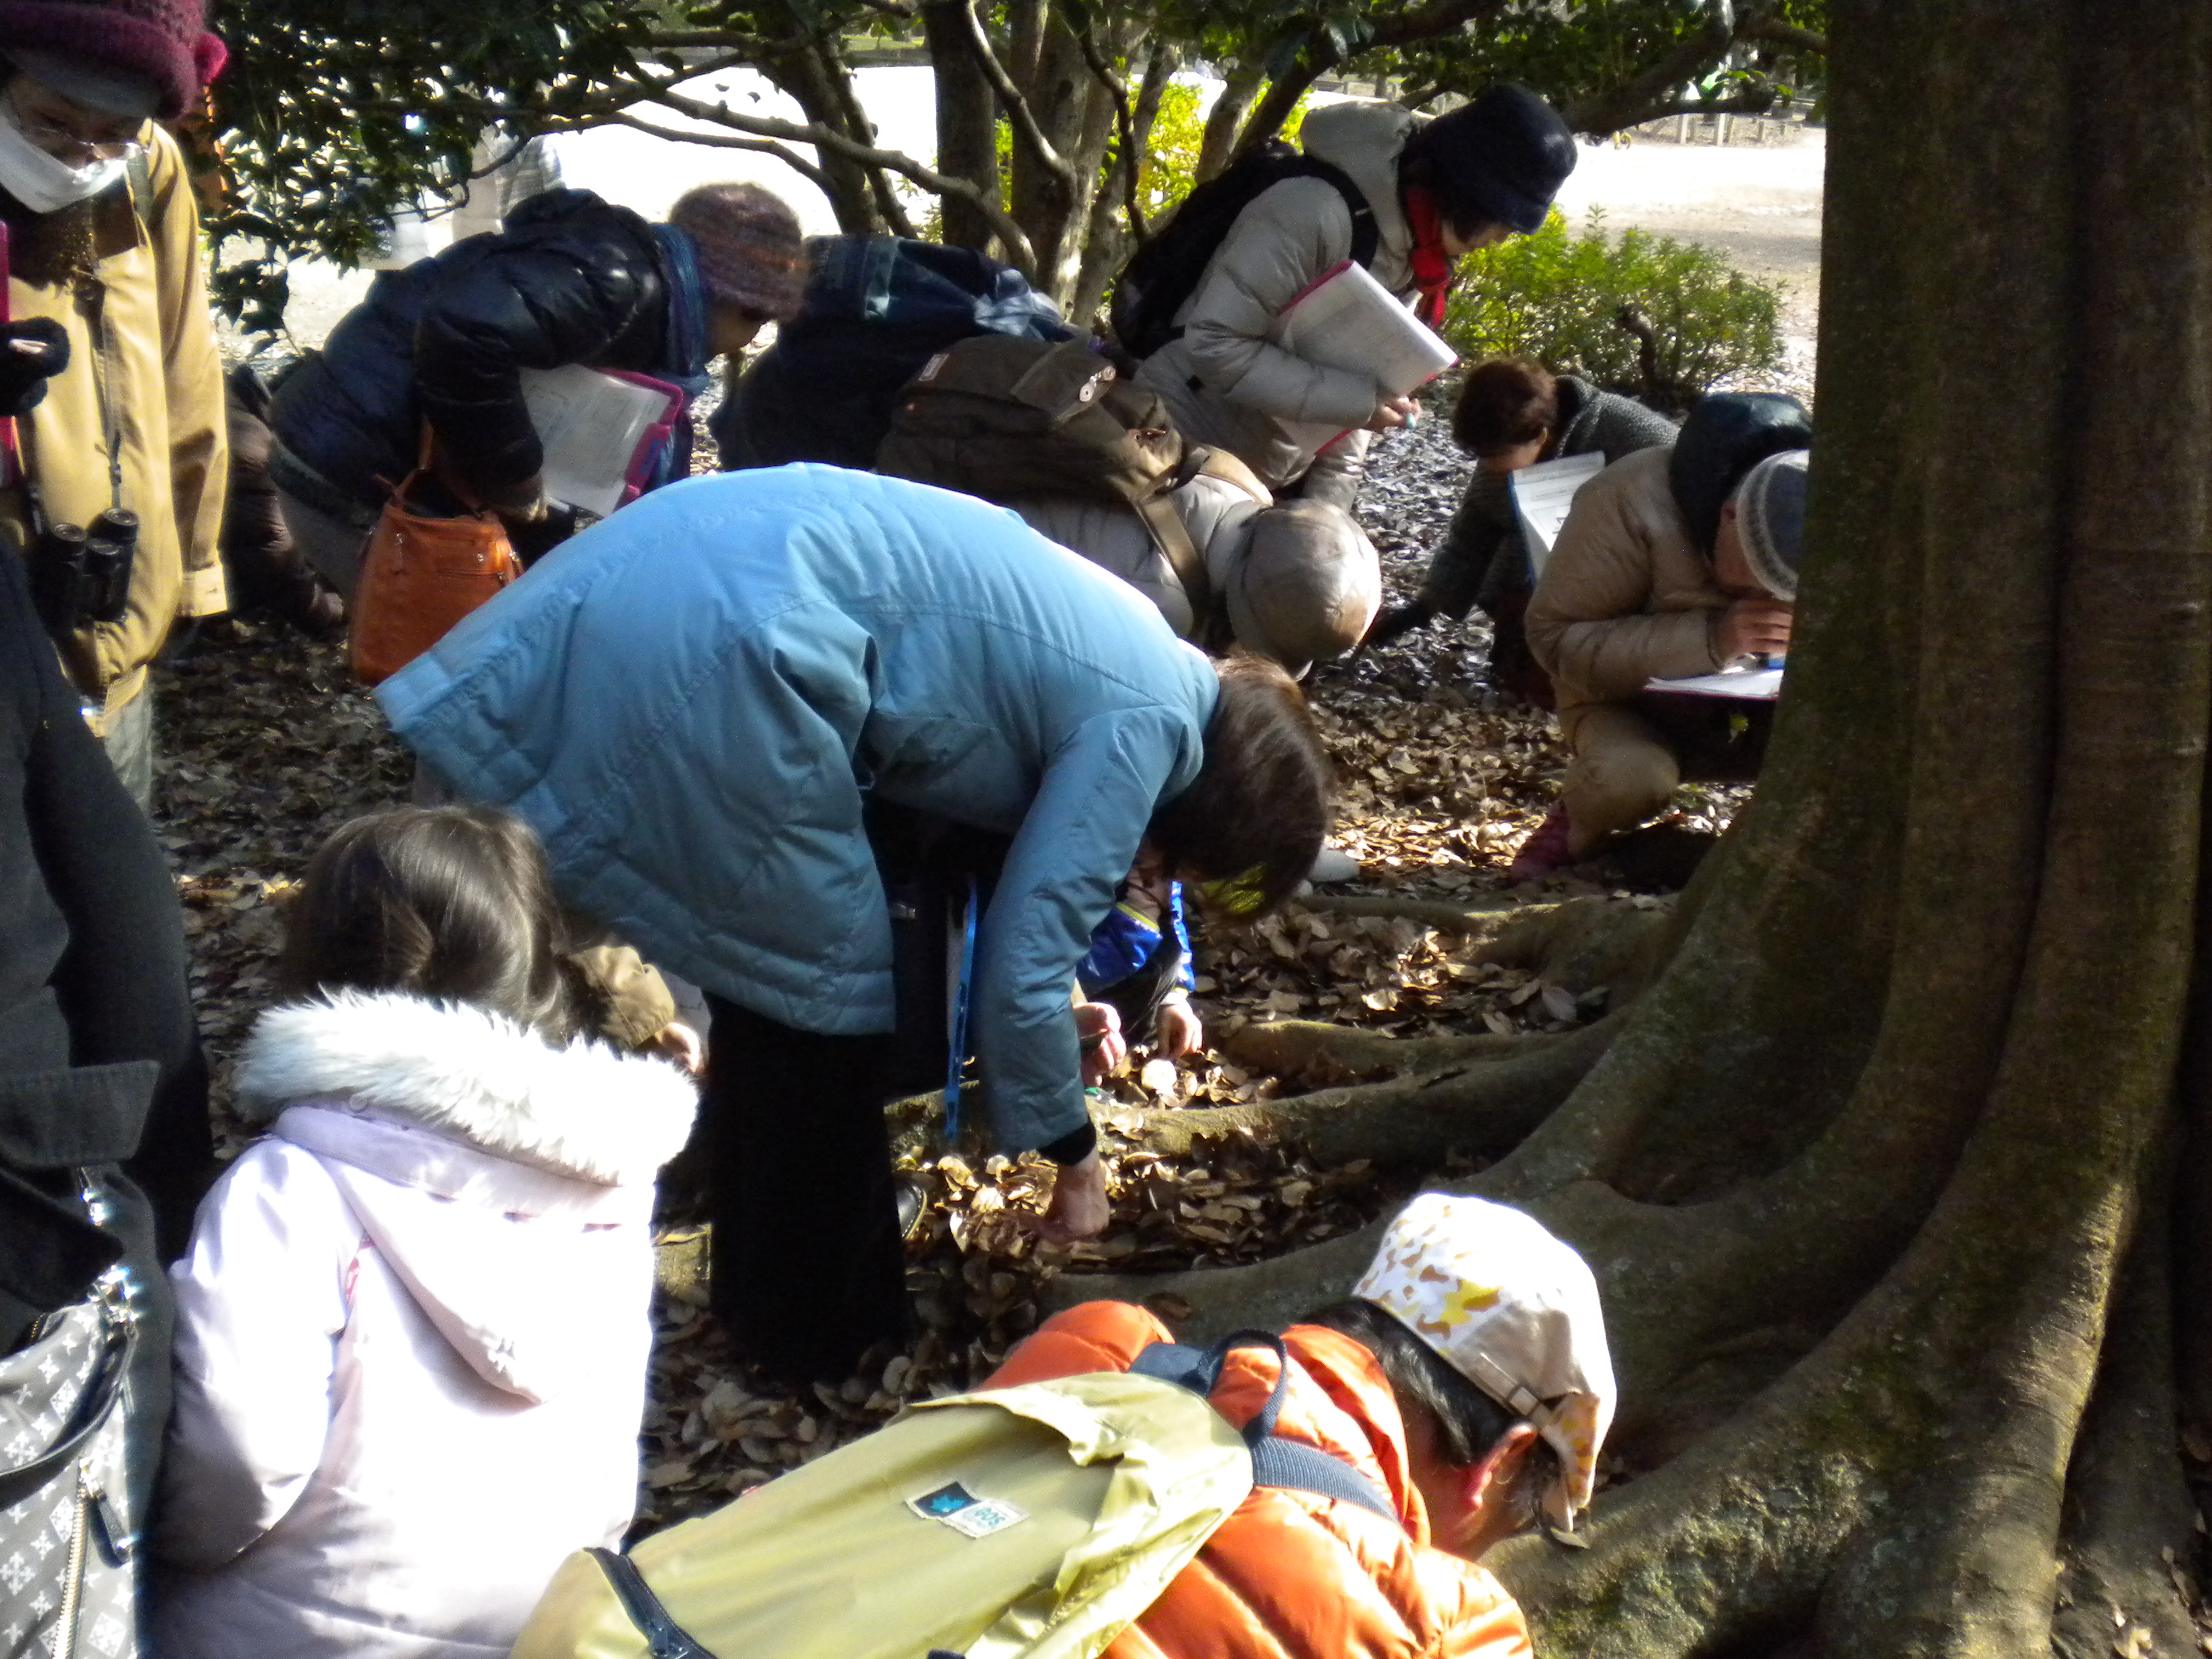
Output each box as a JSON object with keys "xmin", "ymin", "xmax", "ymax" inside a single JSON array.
[
  {"xmin": 4, "ymin": 84, "xmax": 144, "ymax": 165},
  {"xmin": 1192, "ymin": 866, "xmax": 1272, "ymax": 920}
]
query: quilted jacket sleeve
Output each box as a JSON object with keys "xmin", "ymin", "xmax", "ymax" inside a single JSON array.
[
  {"xmin": 413, "ymin": 232, "xmax": 662, "ymax": 504},
  {"xmin": 156, "ymin": 1142, "xmax": 355, "ymax": 1569},
  {"xmin": 1175, "ymin": 179, "xmax": 1382, "ymax": 430},
  {"xmin": 971, "ymin": 708, "xmax": 1196, "ymax": 1152},
  {"xmin": 144, "ymin": 127, "xmax": 229, "ymax": 617}
]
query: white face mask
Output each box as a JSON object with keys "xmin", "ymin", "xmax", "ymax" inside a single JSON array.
[{"xmin": 0, "ymin": 101, "xmax": 127, "ymax": 216}]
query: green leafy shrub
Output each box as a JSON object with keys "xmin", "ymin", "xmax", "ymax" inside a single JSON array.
[{"xmin": 1444, "ymin": 208, "xmax": 1785, "ymax": 410}]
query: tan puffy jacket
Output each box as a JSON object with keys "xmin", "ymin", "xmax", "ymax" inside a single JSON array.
[
  {"xmin": 1135, "ymin": 101, "xmax": 1420, "ymax": 490},
  {"xmin": 987, "ymin": 1302, "xmax": 1535, "ymax": 1659},
  {"xmin": 1525, "ymin": 446, "xmax": 1728, "ymax": 714},
  {"xmin": 3, "ymin": 124, "xmax": 229, "ymax": 726}
]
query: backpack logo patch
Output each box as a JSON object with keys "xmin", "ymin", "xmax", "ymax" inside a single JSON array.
[{"xmin": 908, "ymin": 1482, "xmax": 1030, "ymax": 1538}]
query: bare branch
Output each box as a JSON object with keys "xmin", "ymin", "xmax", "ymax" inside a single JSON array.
[
  {"xmin": 1566, "ymin": 78, "xmax": 1781, "ymax": 139},
  {"xmin": 645, "ymin": 87, "xmax": 1039, "ymax": 270},
  {"xmin": 611, "ymin": 113, "xmax": 831, "ymax": 193},
  {"xmin": 1234, "ymin": 0, "xmax": 1513, "ymax": 155},
  {"xmin": 1739, "ymin": 13, "xmax": 1828, "ymax": 55},
  {"xmin": 953, "ymin": 0, "xmax": 1074, "ymax": 184},
  {"xmin": 1070, "ymin": 18, "xmax": 1147, "ymax": 239},
  {"xmin": 1558, "ymin": 7, "xmax": 1754, "ymax": 138}
]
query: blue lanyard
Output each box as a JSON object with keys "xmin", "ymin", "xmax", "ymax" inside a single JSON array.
[{"xmin": 943, "ymin": 876, "xmax": 980, "ymax": 1139}]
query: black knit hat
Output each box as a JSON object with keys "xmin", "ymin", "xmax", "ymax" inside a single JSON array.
[{"xmin": 1404, "ymin": 84, "xmax": 1577, "ymax": 235}]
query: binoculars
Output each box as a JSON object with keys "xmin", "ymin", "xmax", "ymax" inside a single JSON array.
[{"xmin": 30, "ymin": 506, "xmax": 137, "ymax": 634}]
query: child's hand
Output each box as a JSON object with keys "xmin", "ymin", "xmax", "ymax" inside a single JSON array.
[
  {"xmin": 651, "ymin": 1021, "xmax": 706, "ymax": 1076},
  {"xmin": 1153, "ymin": 996, "xmax": 1204, "ymax": 1059},
  {"xmin": 1075, "ymin": 1000, "xmax": 1126, "ymax": 1084}
]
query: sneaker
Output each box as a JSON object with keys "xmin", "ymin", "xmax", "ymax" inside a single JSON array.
[
  {"xmin": 1507, "ymin": 806, "xmax": 1577, "ymax": 881},
  {"xmin": 1308, "ymin": 846, "xmax": 1362, "ymax": 884},
  {"xmin": 1361, "ymin": 600, "xmax": 1435, "ymax": 651}
]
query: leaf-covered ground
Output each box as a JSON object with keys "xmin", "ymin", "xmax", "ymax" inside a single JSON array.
[{"xmin": 149, "ymin": 419, "xmax": 1717, "ymax": 1529}]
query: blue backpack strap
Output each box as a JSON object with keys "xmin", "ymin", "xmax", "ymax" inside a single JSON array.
[
  {"xmin": 1248, "ymin": 1436, "xmax": 1399, "ymax": 1524},
  {"xmin": 1131, "ymin": 1333, "xmax": 1399, "ymax": 1526}
]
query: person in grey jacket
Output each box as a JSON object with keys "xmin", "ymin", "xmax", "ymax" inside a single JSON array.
[
  {"xmin": 1366, "ymin": 359, "xmax": 1677, "ymax": 699},
  {"xmin": 1133, "ymin": 86, "xmax": 1577, "ymax": 507},
  {"xmin": 375, "ymin": 465, "xmax": 1332, "ymax": 1380}
]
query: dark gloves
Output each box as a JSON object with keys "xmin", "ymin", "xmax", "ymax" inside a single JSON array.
[
  {"xmin": 0, "ymin": 320, "xmax": 70, "ymax": 418},
  {"xmin": 506, "ymin": 499, "xmax": 584, "ymax": 567}
]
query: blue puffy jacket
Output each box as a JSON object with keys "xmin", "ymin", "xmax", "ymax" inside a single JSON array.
[{"xmin": 377, "ymin": 466, "xmax": 1219, "ymax": 1150}]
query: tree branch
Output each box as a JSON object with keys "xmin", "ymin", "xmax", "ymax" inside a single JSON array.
[
  {"xmin": 1566, "ymin": 79, "xmax": 1781, "ymax": 139},
  {"xmin": 1234, "ymin": 0, "xmax": 1513, "ymax": 155},
  {"xmin": 1070, "ymin": 18, "xmax": 1147, "ymax": 240},
  {"xmin": 1738, "ymin": 13, "xmax": 1828, "ymax": 55},
  {"xmin": 805, "ymin": 32, "xmax": 921, "ymax": 237},
  {"xmin": 954, "ymin": 0, "xmax": 1076, "ymax": 185},
  {"xmin": 646, "ymin": 87, "xmax": 1038, "ymax": 270},
  {"xmin": 612, "ymin": 113, "xmax": 831, "ymax": 192},
  {"xmin": 1560, "ymin": 7, "xmax": 1792, "ymax": 138}
]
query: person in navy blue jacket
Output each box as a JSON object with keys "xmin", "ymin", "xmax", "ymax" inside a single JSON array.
[{"xmin": 377, "ymin": 464, "xmax": 1333, "ymax": 1379}]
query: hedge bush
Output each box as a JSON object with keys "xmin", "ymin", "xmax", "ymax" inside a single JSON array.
[{"xmin": 1444, "ymin": 208, "xmax": 1785, "ymax": 411}]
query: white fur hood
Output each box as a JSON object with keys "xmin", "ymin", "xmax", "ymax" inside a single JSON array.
[{"xmin": 236, "ymin": 991, "xmax": 697, "ymax": 1188}]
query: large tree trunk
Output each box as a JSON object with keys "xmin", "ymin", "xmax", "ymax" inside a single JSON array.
[
  {"xmin": 920, "ymin": 1, "xmax": 1001, "ymax": 253},
  {"xmin": 1057, "ymin": 1, "xmax": 2212, "ymax": 1651}
]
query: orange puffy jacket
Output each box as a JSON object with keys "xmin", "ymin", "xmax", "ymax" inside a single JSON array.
[{"xmin": 985, "ymin": 1302, "xmax": 1534, "ymax": 1659}]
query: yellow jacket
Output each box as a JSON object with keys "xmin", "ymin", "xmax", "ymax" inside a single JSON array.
[{"xmin": 4, "ymin": 123, "xmax": 228, "ymax": 725}]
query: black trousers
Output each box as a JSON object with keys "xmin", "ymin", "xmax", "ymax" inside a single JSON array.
[{"xmin": 701, "ymin": 996, "xmax": 910, "ymax": 1382}]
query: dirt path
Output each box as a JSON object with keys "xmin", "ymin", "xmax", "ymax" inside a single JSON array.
[{"xmin": 1553, "ymin": 126, "xmax": 1826, "ymax": 397}]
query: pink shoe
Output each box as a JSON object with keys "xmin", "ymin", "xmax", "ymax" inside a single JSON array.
[{"xmin": 1508, "ymin": 806, "xmax": 1577, "ymax": 880}]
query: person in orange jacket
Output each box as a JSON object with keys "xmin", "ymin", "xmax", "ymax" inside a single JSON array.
[{"xmin": 987, "ymin": 1192, "xmax": 1615, "ymax": 1659}]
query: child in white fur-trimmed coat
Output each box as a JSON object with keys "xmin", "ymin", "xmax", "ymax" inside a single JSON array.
[{"xmin": 152, "ymin": 807, "xmax": 698, "ymax": 1659}]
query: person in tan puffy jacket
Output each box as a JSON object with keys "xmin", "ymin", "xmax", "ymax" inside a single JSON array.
[
  {"xmin": 985, "ymin": 1193, "xmax": 1615, "ymax": 1659},
  {"xmin": 0, "ymin": 3, "xmax": 231, "ymax": 809},
  {"xmin": 1518, "ymin": 392, "xmax": 1812, "ymax": 874}
]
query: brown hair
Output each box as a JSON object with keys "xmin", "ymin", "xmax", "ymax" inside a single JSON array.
[
  {"xmin": 1451, "ymin": 358, "xmax": 1559, "ymax": 458},
  {"xmin": 1302, "ymin": 1297, "xmax": 1563, "ymax": 1527},
  {"xmin": 279, "ymin": 807, "xmax": 581, "ymax": 1042},
  {"xmin": 1147, "ymin": 652, "xmax": 1333, "ymax": 919}
]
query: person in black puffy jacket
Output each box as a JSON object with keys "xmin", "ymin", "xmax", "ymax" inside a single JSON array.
[{"xmin": 268, "ymin": 183, "xmax": 803, "ymax": 595}]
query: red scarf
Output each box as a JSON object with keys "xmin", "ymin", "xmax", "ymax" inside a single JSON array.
[{"xmin": 1403, "ymin": 186, "xmax": 1455, "ymax": 327}]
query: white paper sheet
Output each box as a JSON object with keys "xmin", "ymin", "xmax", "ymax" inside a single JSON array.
[
  {"xmin": 1271, "ymin": 261, "xmax": 1458, "ymax": 455},
  {"xmin": 520, "ymin": 365, "xmax": 681, "ymax": 518},
  {"xmin": 1643, "ymin": 665, "xmax": 1785, "ymax": 700},
  {"xmin": 1512, "ymin": 452, "xmax": 1606, "ymax": 578}
]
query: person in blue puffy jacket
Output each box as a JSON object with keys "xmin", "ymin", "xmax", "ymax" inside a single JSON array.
[{"xmin": 375, "ymin": 464, "xmax": 1332, "ymax": 1381}]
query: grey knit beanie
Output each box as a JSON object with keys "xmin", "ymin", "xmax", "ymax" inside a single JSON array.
[
  {"xmin": 1227, "ymin": 501, "xmax": 1381, "ymax": 677},
  {"xmin": 668, "ymin": 183, "xmax": 806, "ymax": 323},
  {"xmin": 1733, "ymin": 449, "xmax": 1810, "ymax": 601}
]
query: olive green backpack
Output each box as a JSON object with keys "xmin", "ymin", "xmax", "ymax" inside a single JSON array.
[{"xmin": 510, "ymin": 1332, "xmax": 1395, "ymax": 1659}]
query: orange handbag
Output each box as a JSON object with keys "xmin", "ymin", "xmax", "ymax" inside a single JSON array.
[{"xmin": 347, "ymin": 437, "xmax": 523, "ymax": 686}]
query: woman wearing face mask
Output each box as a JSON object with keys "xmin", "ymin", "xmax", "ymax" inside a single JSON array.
[{"xmin": 0, "ymin": 0, "xmax": 230, "ymax": 812}]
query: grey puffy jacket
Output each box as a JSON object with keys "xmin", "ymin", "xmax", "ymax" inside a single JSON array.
[{"xmin": 1134, "ymin": 102, "xmax": 1421, "ymax": 490}]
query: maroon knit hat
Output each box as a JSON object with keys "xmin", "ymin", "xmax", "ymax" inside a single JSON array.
[
  {"xmin": 0, "ymin": 0, "xmax": 226, "ymax": 121},
  {"xmin": 668, "ymin": 183, "xmax": 805, "ymax": 323}
]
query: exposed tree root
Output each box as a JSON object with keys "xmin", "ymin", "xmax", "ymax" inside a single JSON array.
[
  {"xmin": 2051, "ymin": 1147, "xmax": 2199, "ymax": 1659},
  {"xmin": 1290, "ymin": 893, "xmax": 1526, "ymax": 930},
  {"xmin": 1220, "ymin": 1017, "xmax": 1558, "ymax": 1084},
  {"xmin": 1047, "ymin": 1217, "xmax": 1388, "ymax": 1337},
  {"xmin": 1294, "ymin": 892, "xmax": 1676, "ymax": 1002},
  {"xmin": 1122, "ymin": 1015, "xmax": 1617, "ymax": 1164}
]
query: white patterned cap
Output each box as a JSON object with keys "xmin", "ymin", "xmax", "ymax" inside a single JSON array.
[{"xmin": 1352, "ymin": 1193, "xmax": 1615, "ymax": 1531}]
